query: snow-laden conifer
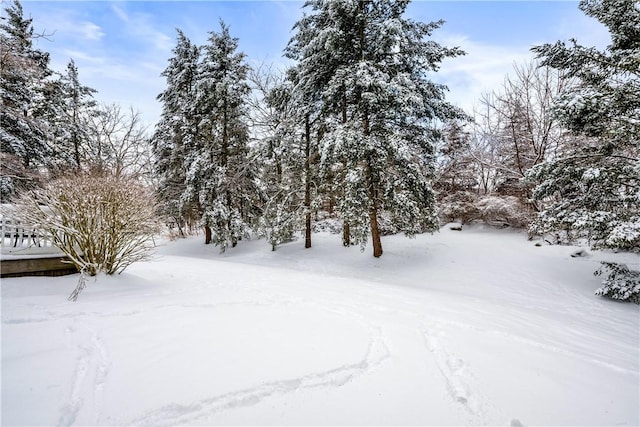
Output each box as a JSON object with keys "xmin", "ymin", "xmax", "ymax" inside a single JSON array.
[
  {"xmin": 46, "ymin": 59, "xmax": 98, "ymax": 170},
  {"xmin": 530, "ymin": 0, "xmax": 640, "ymax": 302},
  {"xmin": 185, "ymin": 21, "xmax": 257, "ymax": 249},
  {"xmin": 153, "ymin": 30, "xmax": 200, "ymax": 236},
  {"xmin": 251, "ymin": 64, "xmax": 325, "ymax": 251},
  {"xmin": 287, "ymin": 0, "xmax": 465, "ymax": 256},
  {"xmin": 0, "ymin": 0, "xmax": 54, "ymax": 199}
]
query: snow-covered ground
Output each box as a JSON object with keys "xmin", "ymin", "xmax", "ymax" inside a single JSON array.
[{"xmin": 2, "ymin": 226, "xmax": 639, "ymax": 426}]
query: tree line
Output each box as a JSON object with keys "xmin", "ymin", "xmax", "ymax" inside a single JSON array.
[
  {"xmin": 2, "ymin": 0, "xmax": 637, "ymax": 301},
  {"xmin": 0, "ymin": 0, "xmax": 152, "ymax": 200},
  {"xmin": 153, "ymin": 1, "xmax": 466, "ymax": 257}
]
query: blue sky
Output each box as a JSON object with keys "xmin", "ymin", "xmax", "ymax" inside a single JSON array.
[{"xmin": 19, "ymin": 1, "xmax": 610, "ymax": 127}]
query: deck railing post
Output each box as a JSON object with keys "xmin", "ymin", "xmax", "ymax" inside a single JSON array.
[{"xmin": 1, "ymin": 208, "xmax": 54, "ymax": 250}]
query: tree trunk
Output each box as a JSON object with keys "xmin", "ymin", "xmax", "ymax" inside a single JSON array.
[
  {"xmin": 369, "ymin": 206, "xmax": 383, "ymax": 257},
  {"xmin": 226, "ymin": 191, "xmax": 237, "ymax": 248},
  {"xmin": 222, "ymin": 98, "xmax": 228, "ymax": 167},
  {"xmin": 363, "ymin": 106, "xmax": 382, "ymax": 257},
  {"xmin": 175, "ymin": 217, "xmax": 185, "ymax": 238},
  {"xmin": 342, "ymin": 222, "xmax": 351, "ymax": 247},
  {"xmin": 357, "ymin": 4, "xmax": 381, "ymax": 257},
  {"xmin": 340, "ymin": 84, "xmax": 350, "ymax": 246},
  {"xmin": 304, "ymin": 113, "xmax": 312, "ymax": 249},
  {"xmin": 72, "ymin": 109, "xmax": 81, "ymax": 169},
  {"xmin": 204, "ymin": 225, "xmax": 212, "ymax": 245}
]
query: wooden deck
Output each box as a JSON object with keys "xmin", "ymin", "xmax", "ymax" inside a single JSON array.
[
  {"xmin": 1, "ymin": 256, "xmax": 78, "ymax": 278},
  {"xmin": 0, "ymin": 206, "xmax": 78, "ymax": 278}
]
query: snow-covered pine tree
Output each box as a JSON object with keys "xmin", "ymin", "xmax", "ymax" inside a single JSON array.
[
  {"xmin": 529, "ymin": 0, "xmax": 640, "ymax": 302},
  {"xmin": 186, "ymin": 21, "xmax": 256, "ymax": 249},
  {"xmin": 436, "ymin": 119, "xmax": 476, "ymax": 194},
  {"xmin": 250, "ymin": 67, "xmax": 303, "ymax": 250},
  {"xmin": 258, "ymin": 66, "xmax": 322, "ymax": 251},
  {"xmin": 288, "ymin": 2, "xmax": 367, "ymax": 247},
  {"xmin": 153, "ymin": 29, "xmax": 200, "ymax": 237},
  {"xmin": 287, "ymin": 0, "xmax": 465, "ymax": 257},
  {"xmin": 0, "ymin": 0, "xmax": 53, "ymax": 199},
  {"xmin": 435, "ymin": 119, "xmax": 479, "ymax": 224},
  {"xmin": 46, "ymin": 59, "xmax": 98, "ymax": 170}
]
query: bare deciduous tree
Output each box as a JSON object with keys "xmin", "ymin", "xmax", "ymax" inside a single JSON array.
[
  {"xmin": 436, "ymin": 60, "xmax": 580, "ymax": 228},
  {"xmin": 471, "ymin": 60, "xmax": 577, "ymax": 202},
  {"xmin": 86, "ymin": 103, "xmax": 153, "ymax": 180}
]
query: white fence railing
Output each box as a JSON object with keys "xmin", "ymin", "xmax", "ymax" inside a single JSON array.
[
  {"xmin": 0, "ymin": 205, "xmax": 56, "ymax": 251},
  {"xmin": 1, "ymin": 219, "xmax": 55, "ymax": 248}
]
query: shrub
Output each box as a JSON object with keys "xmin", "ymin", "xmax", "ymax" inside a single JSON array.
[
  {"xmin": 18, "ymin": 170, "xmax": 160, "ymax": 277},
  {"xmin": 438, "ymin": 191, "xmax": 480, "ymax": 224},
  {"xmin": 312, "ymin": 218, "xmax": 342, "ymax": 234},
  {"xmin": 438, "ymin": 192, "xmax": 534, "ymax": 229},
  {"xmin": 474, "ymin": 195, "xmax": 533, "ymax": 228},
  {"xmin": 595, "ymin": 262, "xmax": 640, "ymax": 304}
]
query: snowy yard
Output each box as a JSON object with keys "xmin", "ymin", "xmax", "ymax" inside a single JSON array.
[{"xmin": 2, "ymin": 226, "xmax": 638, "ymax": 426}]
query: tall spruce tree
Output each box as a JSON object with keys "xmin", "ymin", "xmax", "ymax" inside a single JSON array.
[
  {"xmin": 0, "ymin": 0, "xmax": 53, "ymax": 199},
  {"xmin": 46, "ymin": 59, "xmax": 98, "ymax": 170},
  {"xmin": 287, "ymin": 0, "xmax": 465, "ymax": 257},
  {"xmin": 153, "ymin": 29, "xmax": 200, "ymax": 236},
  {"xmin": 529, "ymin": 0, "xmax": 640, "ymax": 302},
  {"xmin": 286, "ymin": 1, "xmax": 360, "ymax": 247},
  {"xmin": 185, "ymin": 21, "xmax": 255, "ymax": 249},
  {"xmin": 253, "ymin": 66, "xmax": 322, "ymax": 251}
]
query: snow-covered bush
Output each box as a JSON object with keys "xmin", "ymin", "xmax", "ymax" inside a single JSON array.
[
  {"xmin": 438, "ymin": 192, "xmax": 533, "ymax": 229},
  {"xmin": 311, "ymin": 213, "xmax": 398, "ymax": 237},
  {"xmin": 258, "ymin": 197, "xmax": 299, "ymax": 251},
  {"xmin": 17, "ymin": 170, "xmax": 160, "ymax": 277},
  {"xmin": 475, "ymin": 195, "xmax": 533, "ymax": 228},
  {"xmin": 312, "ymin": 217, "xmax": 342, "ymax": 234},
  {"xmin": 438, "ymin": 191, "xmax": 480, "ymax": 224},
  {"xmin": 595, "ymin": 262, "xmax": 640, "ymax": 304},
  {"xmin": 377, "ymin": 211, "xmax": 400, "ymax": 236}
]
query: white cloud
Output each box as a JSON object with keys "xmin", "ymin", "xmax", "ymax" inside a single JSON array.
[
  {"xmin": 110, "ymin": 4, "xmax": 130, "ymax": 24},
  {"xmin": 27, "ymin": 9, "xmax": 104, "ymax": 46},
  {"xmin": 553, "ymin": 7, "xmax": 610, "ymax": 49},
  {"xmin": 110, "ymin": 4, "xmax": 173, "ymax": 53},
  {"xmin": 433, "ymin": 34, "xmax": 534, "ymax": 114},
  {"xmin": 76, "ymin": 60, "xmax": 164, "ymax": 127},
  {"xmin": 78, "ymin": 21, "xmax": 105, "ymax": 41},
  {"xmin": 60, "ymin": 49, "xmax": 105, "ymax": 64},
  {"xmin": 432, "ymin": 5, "xmax": 612, "ymax": 117}
]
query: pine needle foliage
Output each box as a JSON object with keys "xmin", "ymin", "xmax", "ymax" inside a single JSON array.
[{"xmin": 530, "ymin": 0, "xmax": 640, "ymax": 302}]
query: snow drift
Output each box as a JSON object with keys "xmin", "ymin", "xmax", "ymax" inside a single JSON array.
[{"xmin": 2, "ymin": 226, "xmax": 638, "ymax": 425}]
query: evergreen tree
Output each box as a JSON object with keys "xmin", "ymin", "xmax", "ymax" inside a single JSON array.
[
  {"xmin": 185, "ymin": 21, "xmax": 255, "ymax": 249},
  {"xmin": 252, "ymin": 66, "xmax": 322, "ymax": 251},
  {"xmin": 435, "ymin": 119, "xmax": 480, "ymax": 224},
  {"xmin": 46, "ymin": 59, "xmax": 98, "ymax": 170},
  {"xmin": 153, "ymin": 29, "xmax": 200, "ymax": 236},
  {"xmin": 286, "ymin": 1, "xmax": 361, "ymax": 247},
  {"xmin": 287, "ymin": 0, "xmax": 465, "ymax": 257},
  {"xmin": 529, "ymin": 0, "xmax": 640, "ymax": 302},
  {"xmin": 251, "ymin": 69, "xmax": 302, "ymax": 250},
  {"xmin": 436, "ymin": 119, "xmax": 476, "ymax": 194},
  {"xmin": 0, "ymin": 0, "xmax": 53, "ymax": 199}
]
